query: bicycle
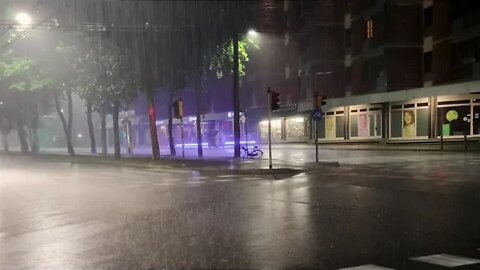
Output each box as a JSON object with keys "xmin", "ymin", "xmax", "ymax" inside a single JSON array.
[{"xmin": 241, "ymin": 145, "xmax": 263, "ymax": 159}]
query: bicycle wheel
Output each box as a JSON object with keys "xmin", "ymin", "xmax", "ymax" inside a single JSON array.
[
  {"xmin": 252, "ymin": 149, "xmax": 263, "ymax": 159},
  {"xmin": 240, "ymin": 147, "xmax": 248, "ymax": 158}
]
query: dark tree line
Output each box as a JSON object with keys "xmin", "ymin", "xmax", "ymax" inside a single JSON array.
[{"xmin": 1, "ymin": 0, "xmax": 254, "ymax": 159}]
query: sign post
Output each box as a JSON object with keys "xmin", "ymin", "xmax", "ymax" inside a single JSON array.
[
  {"xmin": 312, "ymin": 108, "xmax": 323, "ymax": 162},
  {"xmin": 240, "ymin": 113, "xmax": 247, "ymax": 151},
  {"xmin": 181, "ymin": 117, "xmax": 185, "ymax": 157},
  {"xmin": 174, "ymin": 98, "xmax": 185, "ymax": 158},
  {"xmin": 267, "ymin": 88, "xmax": 273, "ymax": 169},
  {"xmin": 313, "ymin": 93, "xmax": 326, "ymax": 162},
  {"xmin": 315, "ymin": 119, "xmax": 319, "ymax": 162}
]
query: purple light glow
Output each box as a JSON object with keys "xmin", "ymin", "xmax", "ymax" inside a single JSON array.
[
  {"xmin": 224, "ymin": 141, "xmax": 256, "ymax": 145},
  {"xmin": 175, "ymin": 143, "xmax": 209, "ymax": 148}
]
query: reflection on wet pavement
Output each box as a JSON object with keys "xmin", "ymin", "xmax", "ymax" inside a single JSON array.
[{"xmin": 1, "ymin": 154, "xmax": 480, "ymax": 269}]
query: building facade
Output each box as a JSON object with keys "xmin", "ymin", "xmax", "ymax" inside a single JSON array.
[
  {"xmin": 109, "ymin": 0, "xmax": 480, "ymax": 150},
  {"xmin": 256, "ymin": 0, "xmax": 480, "ymax": 144}
]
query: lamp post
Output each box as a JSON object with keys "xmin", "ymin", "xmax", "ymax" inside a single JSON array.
[{"xmin": 15, "ymin": 12, "xmax": 32, "ymax": 26}]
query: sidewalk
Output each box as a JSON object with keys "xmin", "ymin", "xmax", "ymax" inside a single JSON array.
[
  {"xmin": 1, "ymin": 150, "xmax": 338, "ymax": 176},
  {"xmin": 268, "ymin": 140, "xmax": 480, "ymax": 152},
  {"xmin": 34, "ymin": 140, "xmax": 480, "ymax": 159}
]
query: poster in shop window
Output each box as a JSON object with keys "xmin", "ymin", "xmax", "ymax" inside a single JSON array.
[
  {"xmin": 403, "ymin": 110, "xmax": 416, "ymax": 137},
  {"xmin": 325, "ymin": 117, "xmax": 335, "ymax": 139},
  {"xmin": 358, "ymin": 113, "xmax": 368, "ymax": 137},
  {"xmin": 438, "ymin": 106, "xmax": 470, "ymax": 136}
]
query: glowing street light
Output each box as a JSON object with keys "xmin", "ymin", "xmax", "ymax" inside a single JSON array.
[
  {"xmin": 15, "ymin": 12, "xmax": 32, "ymax": 26},
  {"xmin": 247, "ymin": 29, "xmax": 258, "ymax": 38}
]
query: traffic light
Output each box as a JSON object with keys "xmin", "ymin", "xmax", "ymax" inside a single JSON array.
[
  {"xmin": 173, "ymin": 98, "xmax": 184, "ymax": 119},
  {"xmin": 269, "ymin": 89, "xmax": 280, "ymax": 111},
  {"xmin": 314, "ymin": 93, "xmax": 327, "ymax": 109}
]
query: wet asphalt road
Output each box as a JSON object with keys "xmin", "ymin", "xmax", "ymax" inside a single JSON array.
[{"xmin": 1, "ymin": 152, "xmax": 480, "ymax": 270}]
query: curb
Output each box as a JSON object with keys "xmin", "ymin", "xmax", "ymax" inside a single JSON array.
[
  {"xmin": 1, "ymin": 152, "xmax": 341, "ymax": 175},
  {"xmin": 202, "ymin": 168, "xmax": 303, "ymax": 175}
]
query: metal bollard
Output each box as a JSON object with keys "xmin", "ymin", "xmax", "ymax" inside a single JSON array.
[
  {"xmin": 464, "ymin": 133, "xmax": 467, "ymax": 151},
  {"xmin": 440, "ymin": 134, "xmax": 443, "ymax": 150}
]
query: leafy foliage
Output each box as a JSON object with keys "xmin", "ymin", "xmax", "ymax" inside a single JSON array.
[
  {"xmin": 209, "ymin": 35, "xmax": 259, "ymax": 79},
  {"xmin": 55, "ymin": 36, "xmax": 138, "ymax": 111},
  {"xmin": 0, "ymin": 50, "xmax": 51, "ymax": 92}
]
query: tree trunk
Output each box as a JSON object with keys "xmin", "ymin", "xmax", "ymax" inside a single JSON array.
[
  {"xmin": 168, "ymin": 88, "xmax": 176, "ymax": 156},
  {"xmin": 86, "ymin": 104, "xmax": 97, "ymax": 154},
  {"xmin": 53, "ymin": 92, "xmax": 74, "ymax": 156},
  {"xmin": 195, "ymin": 76, "xmax": 203, "ymax": 157},
  {"xmin": 100, "ymin": 103, "xmax": 107, "ymax": 156},
  {"xmin": 233, "ymin": 33, "xmax": 241, "ymax": 158},
  {"xmin": 31, "ymin": 128, "xmax": 39, "ymax": 154},
  {"xmin": 147, "ymin": 91, "xmax": 161, "ymax": 160},
  {"xmin": 30, "ymin": 104, "xmax": 40, "ymax": 154},
  {"xmin": 1, "ymin": 131, "xmax": 9, "ymax": 153},
  {"xmin": 112, "ymin": 99, "xmax": 121, "ymax": 160},
  {"xmin": 67, "ymin": 90, "xmax": 73, "ymax": 139},
  {"xmin": 16, "ymin": 110, "xmax": 29, "ymax": 154}
]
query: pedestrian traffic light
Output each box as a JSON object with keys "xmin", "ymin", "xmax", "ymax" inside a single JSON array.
[
  {"xmin": 314, "ymin": 93, "xmax": 327, "ymax": 109},
  {"xmin": 173, "ymin": 98, "xmax": 183, "ymax": 119},
  {"xmin": 269, "ymin": 89, "xmax": 280, "ymax": 111}
]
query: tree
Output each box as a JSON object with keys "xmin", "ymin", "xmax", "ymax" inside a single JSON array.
[
  {"xmin": 0, "ymin": 50, "xmax": 50, "ymax": 154},
  {"xmin": 54, "ymin": 42, "xmax": 81, "ymax": 157},
  {"xmin": 210, "ymin": 1, "xmax": 253, "ymax": 158},
  {"xmin": 209, "ymin": 36, "xmax": 256, "ymax": 79},
  {"xmin": 56, "ymin": 33, "xmax": 138, "ymax": 159},
  {"xmin": 209, "ymin": 35, "xmax": 259, "ymax": 157},
  {"xmin": 101, "ymin": 37, "xmax": 138, "ymax": 160},
  {"xmin": 0, "ymin": 93, "xmax": 14, "ymax": 152},
  {"xmin": 70, "ymin": 47, "xmax": 102, "ymax": 155}
]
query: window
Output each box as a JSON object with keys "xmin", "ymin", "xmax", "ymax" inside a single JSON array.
[
  {"xmin": 424, "ymin": 52, "xmax": 432, "ymax": 74},
  {"xmin": 438, "ymin": 106, "xmax": 470, "ymax": 136},
  {"xmin": 424, "ymin": 6, "xmax": 433, "ymax": 29},
  {"xmin": 345, "ymin": 29, "xmax": 351, "ymax": 50},
  {"xmin": 366, "ymin": 19, "xmax": 374, "ymax": 40}
]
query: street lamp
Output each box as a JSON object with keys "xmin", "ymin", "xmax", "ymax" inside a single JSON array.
[
  {"xmin": 15, "ymin": 12, "xmax": 32, "ymax": 26},
  {"xmin": 247, "ymin": 29, "xmax": 258, "ymax": 38}
]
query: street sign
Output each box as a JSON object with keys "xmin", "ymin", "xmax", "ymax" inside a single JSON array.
[
  {"xmin": 273, "ymin": 103, "xmax": 298, "ymax": 112},
  {"xmin": 312, "ymin": 108, "xmax": 324, "ymax": 121}
]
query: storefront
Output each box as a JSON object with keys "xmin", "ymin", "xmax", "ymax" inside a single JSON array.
[
  {"xmin": 293, "ymin": 81, "xmax": 480, "ymax": 143},
  {"xmin": 313, "ymin": 109, "xmax": 346, "ymax": 140},
  {"xmin": 258, "ymin": 112, "xmax": 310, "ymax": 143},
  {"xmin": 349, "ymin": 105, "xmax": 382, "ymax": 139},
  {"xmin": 155, "ymin": 112, "xmax": 250, "ymax": 148},
  {"xmin": 130, "ymin": 81, "xmax": 480, "ymax": 147},
  {"xmin": 285, "ymin": 115, "xmax": 310, "ymax": 141},
  {"xmin": 390, "ymin": 98, "xmax": 430, "ymax": 139},
  {"xmin": 437, "ymin": 95, "xmax": 480, "ymax": 138}
]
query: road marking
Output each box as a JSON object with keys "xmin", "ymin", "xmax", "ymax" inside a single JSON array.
[
  {"xmin": 126, "ymin": 184, "xmax": 141, "ymax": 188},
  {"xmin": 218, "ymin": 175, "xmax": 235, "ymax": 178},
  {"xmin": 186, "ymin": 181, "xmax": 205, "ymax": 184},
  {"xmin": 215, "ymin": 179, "xmax": 232, "ymax": 182},
  {"xmin": 411, "ymin": 254, "xmax": 480, "ymax": 267},
  {"xmin": 153, "ymin": 183, "xmax": 171, "ymax": 186},
  {"xmin": 189, "ymin": 176, "xmax": 208, "ymax": 180},
  {"xmin": 243, "ymin": 177, "xmax": 263, "ymax": 181},
  {"xmin": 135, "ymin": 181, "xmax": 151, "ymax": 184},
  {"xmin": 338, "ymin": 265, "xmax": 394, "ymax": 270}
]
